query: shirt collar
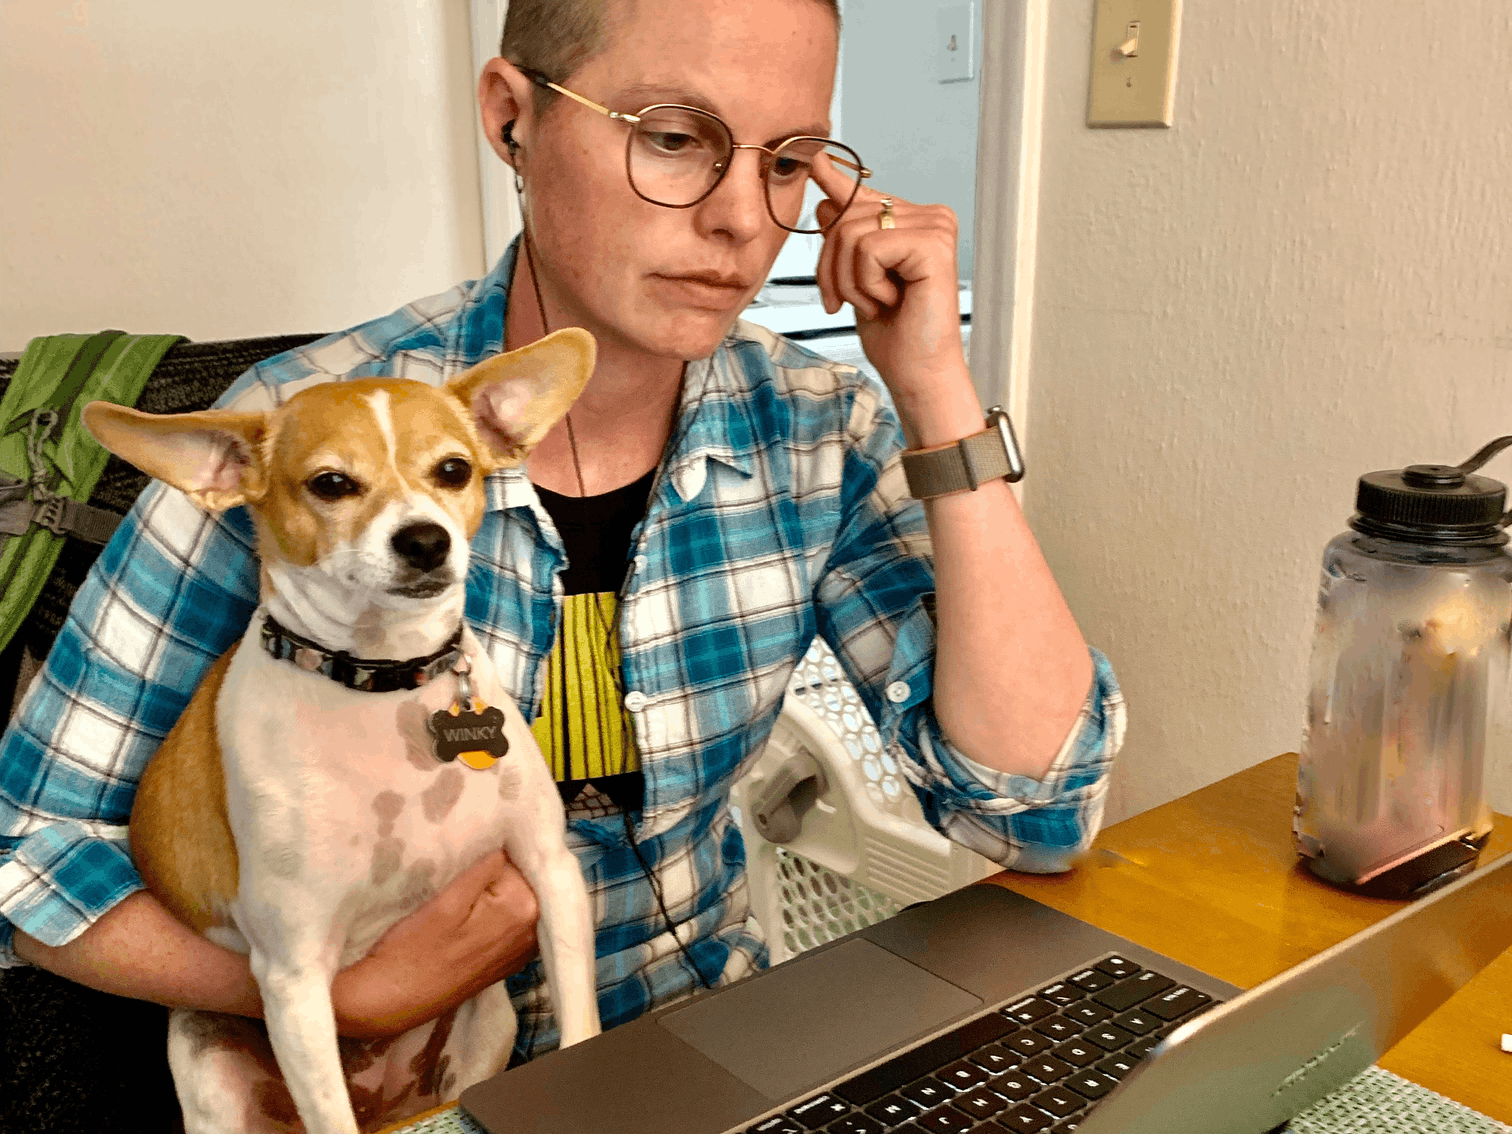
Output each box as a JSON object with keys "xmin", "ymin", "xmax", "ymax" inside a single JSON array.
[
  {"xmin": 659, "ymin": 342, "xmax": 766, "ymax": 504},
  {"xmin": 477, "ymin": 238, "xmax": 763, "ymax": 512}
]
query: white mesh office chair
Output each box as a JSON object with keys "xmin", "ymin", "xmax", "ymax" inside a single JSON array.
[{"xmin": 731, "ymin": 640, "xmax": 997, "ymax": 964}]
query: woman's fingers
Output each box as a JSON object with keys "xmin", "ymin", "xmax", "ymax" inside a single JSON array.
[
  {"xmin": 829, "ymin": 212, "xmax": 871, "ymax": 318},
  {"xmin": 815, "ymin": 199, "xmax": 842, "ymax": 313},
  {"xmin": 853, "ymin": 228, "xmax": 903, "ymax": 311},
  {"xmin": 808, "ymin": 149, "xmax": 872, "ymax": 208},
  {"xmin": 815, "ymin": 174, "xmax": 959, "ymax": 327},
  {"xmin": 333, "ymin": 850, "xmax": 541, "ymax": 1037},
  {"xmin": 822, "ymin": 210, "xmax": 905, "ymax": 319},
  {"xmin": 814, "ymin": 157, "xmax": 888, "ymax": 316},
  {"xmin": 433, "ymin": 848, "xmax": 513, "ymax": 917}
]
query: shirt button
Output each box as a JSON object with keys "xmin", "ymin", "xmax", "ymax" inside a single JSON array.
[
  {"xmin": 623, "ymin": 691, "xmax": 648, "ymax": 712},
  {"xmin": 633, "ymin": 554, "xmax": 648, "ymax": 572},
  {"xmin": 886, "ymin": 681, "xmax": 911, "ymax": 704}
]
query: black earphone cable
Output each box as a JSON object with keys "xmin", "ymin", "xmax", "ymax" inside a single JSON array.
[
  {"xmin": 619, "ymin": 807, "xmax": 713, "ymax": 990},
  {"xmin": 515, "ymin": 178, "xmax": 713, "ymax": 991}
]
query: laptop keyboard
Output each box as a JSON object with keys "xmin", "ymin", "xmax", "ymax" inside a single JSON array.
[{"xmin": 747, "ymin": 955, "xmax": 1223, "ymax": 1134}]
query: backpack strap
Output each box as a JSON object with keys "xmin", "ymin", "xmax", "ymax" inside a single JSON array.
[
  {"xmin": 0, "ymin": 331, "xmax": 181, "ymax": 653},
  {"xmin": 0, "ymin": 489, "xmax": 125, "ymax": 544}
]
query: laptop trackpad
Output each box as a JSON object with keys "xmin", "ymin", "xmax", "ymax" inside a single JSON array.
[{"xmin": 658, "ymin": 937, "xmax": 982, "ymax": 1101}]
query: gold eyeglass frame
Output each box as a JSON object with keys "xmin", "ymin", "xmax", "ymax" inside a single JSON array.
[{"xmin": 522, "ymin": 70, "xmax": 872, "ymax": 234}]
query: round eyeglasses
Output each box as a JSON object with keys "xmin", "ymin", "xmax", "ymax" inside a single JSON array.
[{"xmin": 523, "ymin": 71, "xmax": 871, "ymax": 235}]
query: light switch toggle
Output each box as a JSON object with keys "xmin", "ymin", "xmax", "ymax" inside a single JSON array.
[
  {"xmin": 935, "ymin": 3, "xmax": 975, "ymax": 83},
  {"xmin": 1087, "ymin": 0, "xmax": 1181, "ymax": 127}
]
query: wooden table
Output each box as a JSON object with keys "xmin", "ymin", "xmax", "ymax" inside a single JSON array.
[
  {"xmin": 383, "ymin": 752, "xmax": 1509, "ymax": 1134},
  {"xmin": 986, "ymin": 752, "xmax": 1512, "ymax": 1122}
]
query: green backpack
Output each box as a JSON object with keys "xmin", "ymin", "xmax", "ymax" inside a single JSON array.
[{"xmin": 0, "ymin": 331, "xmax": 181, "ymax": 653}]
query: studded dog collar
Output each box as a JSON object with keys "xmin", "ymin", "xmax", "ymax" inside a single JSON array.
[{"xmin": 260, "ymin": 614, "xmax": 464, "ymax": 693}]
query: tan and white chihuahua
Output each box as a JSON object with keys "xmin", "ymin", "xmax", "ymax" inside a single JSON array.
[{"xmin": 82, "ymin": 329, "xmax": 602, "ymax": 1134}]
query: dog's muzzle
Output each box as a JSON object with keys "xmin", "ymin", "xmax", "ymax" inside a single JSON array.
[
  {"xmin": 392, "ymin": 522, "xmax": 451, "ymax": 572},
  {"xmin": 388, "ymin": 521, "xmax": 458, "ymax": 597}
]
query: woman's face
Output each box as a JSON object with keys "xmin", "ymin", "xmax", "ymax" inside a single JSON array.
[{"xmin": 513, "ymin": 0, "xmax": 840, "ymax": 363}]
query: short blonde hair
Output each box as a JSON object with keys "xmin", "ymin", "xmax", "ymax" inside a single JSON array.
[
  {"xmin": 499, "ymin": 0, "xmax": 840, "ymax": 100},
  {"xmin": 498, "ymin": 0, "xmax": 610, "ymax": 94}
]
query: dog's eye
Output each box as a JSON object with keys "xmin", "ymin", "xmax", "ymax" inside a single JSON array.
[
  {"xmin": 307, "ymin": 472, "xmax": 361, "ymax": 501},
  {"xmin": 434, "ymin": 458, "xmax": 472, "ymax": 488}
]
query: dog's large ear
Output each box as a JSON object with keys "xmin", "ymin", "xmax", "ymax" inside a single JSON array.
[
  {"xmin": 446, "ymin": 328, "xmax": 595, "ymax": 467},
  {"xmin": 81, "ymin": 402, "xmax": 270, "ymax": 512}
]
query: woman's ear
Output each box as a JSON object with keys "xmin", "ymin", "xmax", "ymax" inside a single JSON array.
[{"xmin": 478, "ymin": 58, "xmax": 535, "ymax": 169}]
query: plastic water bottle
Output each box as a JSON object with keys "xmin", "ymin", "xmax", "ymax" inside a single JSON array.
[{"xmin": 1294, "ymin": 438, "xmax": 1511, "ymax": 898}]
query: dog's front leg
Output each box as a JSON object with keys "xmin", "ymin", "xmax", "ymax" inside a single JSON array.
[
  {"xmin": 242, "ymin": 924, "xmax": 357, "ymax": 1134},
  {"xmin": 506, "ymin": 833, "xmax": 601, "ymax": 1048}
]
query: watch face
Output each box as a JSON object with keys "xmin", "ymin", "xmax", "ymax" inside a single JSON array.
[{"xmin": 989, "ymin": 407, "xmax": 1026, "ymax": 482}]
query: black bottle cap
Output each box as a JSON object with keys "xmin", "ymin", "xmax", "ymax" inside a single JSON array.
[{"xmin": 1352, "ymin": 463, "xmax": 1508, "ymax": 545}]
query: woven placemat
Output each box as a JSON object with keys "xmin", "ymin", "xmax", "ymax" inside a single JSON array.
[
  {"xmin": 385, "ymin": 1066, "xmax": 1510, "ymax": 1134},
  {"xmin": 1287, "ymin": 1066, "xmax": 1510, "ymax": 1134}
]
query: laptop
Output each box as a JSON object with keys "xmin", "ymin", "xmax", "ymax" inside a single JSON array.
[{"xmin": 461, "ymin": 849, "xmax": 1512, "ymax": 1134}]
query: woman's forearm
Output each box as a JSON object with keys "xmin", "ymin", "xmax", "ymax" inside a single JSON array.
[
  {"xmin": 13, "ymin": 890, "xmax": 265, "ymax": 1018},
  {"xmin": 13, "ymin": 891, "xmax": 425, "ymax": 1038},
  {"xmin": 895, "ymin": 373, "xmax": 1093, "ymax": 779},
  {"xmin": 12, "ymin": 849, "xmax": 542, "ymax": 1040},
  {"xmin": 927, "ymin": 474, "xmax": 1094, "ymax": 779}
]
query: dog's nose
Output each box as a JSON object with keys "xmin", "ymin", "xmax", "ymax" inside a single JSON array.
[{"xmin": 391, "ymin": 522, "xmax": 451, "ymax": 572}]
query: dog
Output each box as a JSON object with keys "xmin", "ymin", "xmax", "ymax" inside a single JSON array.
[{"xmin": 81, "ymin": 328, "xmax": 602, "ymax": 1133}]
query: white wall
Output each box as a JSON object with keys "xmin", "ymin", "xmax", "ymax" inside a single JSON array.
[
  {"xmin": 1023, "ymin": 1, "xmax": 1512, "ymax": 821},
  {"xmin": 0, "ymin": 0, "xmax": 487, "ymax": 350},
  {"xmin": 7, "ymin": 0, "xmax": 1508, "ymax": 825}
]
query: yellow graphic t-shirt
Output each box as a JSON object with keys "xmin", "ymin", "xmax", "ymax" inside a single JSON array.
[{"xmin": 530, "ymin": 591, "xmax": 641, "ymax": 784}]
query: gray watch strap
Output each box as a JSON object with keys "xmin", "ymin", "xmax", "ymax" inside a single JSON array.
[{"xmin": 900, "ymin": 405, "xmax": 1025, "ymax": 499}]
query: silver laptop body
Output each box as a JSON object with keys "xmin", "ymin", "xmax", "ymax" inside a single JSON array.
[{"xmin": 461, "ymin": 850, "xmax": 1512, "ymax": 1134}]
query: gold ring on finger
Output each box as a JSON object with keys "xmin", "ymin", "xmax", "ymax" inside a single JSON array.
[{"xmin": 878, "ymin": 196, "xmax": 896, "ymax": 230}]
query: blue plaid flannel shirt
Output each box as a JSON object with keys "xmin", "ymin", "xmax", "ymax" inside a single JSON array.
[{"xmin": 0, "ymin": 242, "xmax": 1124, "ymax": 1061}]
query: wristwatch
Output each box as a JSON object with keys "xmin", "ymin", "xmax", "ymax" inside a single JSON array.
[{"xmin": 900, "ymin": 405, "xmax": 1025, "ymax": 499}]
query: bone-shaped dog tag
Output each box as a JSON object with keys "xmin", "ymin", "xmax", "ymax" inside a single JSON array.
[
  {"xmin": 428, "ymin": 659, "xmax": 508, "ymax": 769},
  {"xmin": 428, "ymin": 700, "xmax": 509, "ymax": 769}
]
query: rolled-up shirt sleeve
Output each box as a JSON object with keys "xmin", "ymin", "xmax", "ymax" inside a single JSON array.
[
  {"xmin": 813, "ymin": 380, "xmax": 1125, "ymax": 875},
  {"xmin": 890, "ymin": 637, "xmax": 1123, "ymax": 873},
  {"xmin": 0, "ymin": 483, "xmax": 259, "ymax": 966}
]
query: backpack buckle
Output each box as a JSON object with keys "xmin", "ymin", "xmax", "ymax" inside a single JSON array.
[{"xmin": 33, "ymin": 495, "xmax": 68, "ymax": 537}]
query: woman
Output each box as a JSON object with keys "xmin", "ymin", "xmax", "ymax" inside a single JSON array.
[{"xmin": 0, "ymin": 0, "xmax": 1122, "ymax": 1120}]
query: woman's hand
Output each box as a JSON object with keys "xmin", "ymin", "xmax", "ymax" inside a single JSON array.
[
  {"xmin": 332, "ymin": 848, "xmax": 540, "ymax": 1039},
  {"xmin": 811, "ymin": 159, "xmax": 973, "ymax": 443}
]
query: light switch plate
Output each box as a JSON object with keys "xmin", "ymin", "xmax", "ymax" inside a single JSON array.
[
  {"xmin": 936, "ymin": 3, "xmax": 975, "ymax": 84},
  {"xmin": 1087, "ymin": 0, "xmax": 1182, "ymax": 127}
]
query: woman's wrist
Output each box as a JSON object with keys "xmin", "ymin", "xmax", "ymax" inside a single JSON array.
[
  {"xmin": 332, "ymin": 949, "xmax": 501, "ymax": 1039},
  {"xmin": 888, "ymin": 363, "xmax": 985, "ymax": 450},
  {"xmin": 332, "ymin": 954, "xmax": 429, "ymax": 1039}
]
